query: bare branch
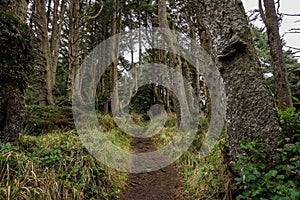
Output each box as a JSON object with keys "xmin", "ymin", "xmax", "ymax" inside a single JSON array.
[
  {"xmin": 276, "ymin": 0, "xmax": 280, "ymax": 15},
  {"xmin": 258, "ymin": 0, "xmax": 267, "ymax": 24},
  {"xmin": 286, "ymin": 31, "xmax": 300, "ymax": 34},
  {"xmin": 80, "ymin": 1, "xmax": 104, "ymax": 26},
  {"xmin": 282, "ymin": 13, "xmax": 300, "ymax": 17},
  {"xmin": 85, "ymin": 1, "xmax": 104, "ymax": 21},
  {"xmin": 289, "ymin": 28, "xmax": 300, "ymax": 31},
  {"xmin": 285, "ymin": 46, "xmax": 300, "ymax": 51}
]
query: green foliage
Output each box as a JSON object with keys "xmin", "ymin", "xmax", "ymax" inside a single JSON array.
[
  {"xmin": 278, "ymin": 104, "xmax": 300, "ymax": 142},
  {"xmin": 0, "ymin": 11, "xmax": 37, "ymax": 89},
  {"xmin": 0, "ymin": 130, "xmax": 128, "ymax": 199},
  {"xmin": 56, "ymin": 96, "xmax": 72, "ymax": 107},
  {"xmin": 24, "ymin": 105, "xmax": 74, "ymax": 135},
  {"xmin": 251, "ymin": 26, "xmax": 271, "ymax": 64},
  {"xmin": 235, "ymin": 138, "xmax": 300, "ymax": 199},
  {"xmin": 285, "ymin": 54, "xmax": 300, "ymax": 102},
  {"xmin": 235, "ymin": 107, "xmax": 300, "ymax": 199},
  {"xmin": 177, "ymin": 132, "xmax": 234, "ymax": 199},
  {"xmin": 153, "ymin": 117, "xmax": 234, "ymax": 199},
  {"xmin": 251, "ymin": 26, "xmax": 300, "ymax": 103},
  {"xmin": 129, "ymin": 84, "xmax": 154, "ymax": 115}
]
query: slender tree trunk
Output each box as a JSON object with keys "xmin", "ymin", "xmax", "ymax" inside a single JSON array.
[
  {"xmin": 34, "ymin": 0, "xmax": 64, "ymax": 106},
  {"xmin": 67, "ymin": 0, "xmax": 81, "ymax": 99},
  {"xmin": 50, "ymin": 0, "xmax": 66, "ymax": 90},
  {"xmin": 158, "ymin": 0, "xmax": 190, "ymax": 125},
  {"xmin": 0, "ymin": 0, "xmax": 28, "ymax": 143},
  {"xmin": 111, "ymin": 0, "xmax": 120, "ymax": 114},
  {"xmin": 35, "ymin": 0, "xmax": 54, "ymax": 106},
  {"xmin": 196, "ymin": 0, "xmax": 282, "ymax": 168},
  {"xmin": 259, "ymin": 0, "xmax": 293, "ymax": 109}
]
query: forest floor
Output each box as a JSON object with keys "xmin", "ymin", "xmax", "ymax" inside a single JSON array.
[{"xmin": 117, "ymin": 137, "xmax": 190, "ymax": 200}]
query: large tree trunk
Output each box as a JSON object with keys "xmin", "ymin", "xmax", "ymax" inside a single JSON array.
[
  {"xmin": 0, "ymin": 0, "xmax": 28, "ymax": 143},
  {"xmin": 196, "ymin": 0, "xmax": 281, "ymax": 168},
  {"xmin": 259, "ymin": 0, "xmax": 293, "ymax": 109},
  {"xmin": 0, "ymin": 85, "xmax": 25, "ymax": 143}
]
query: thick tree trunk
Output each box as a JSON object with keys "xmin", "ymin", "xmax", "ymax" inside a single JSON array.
[
  {"xmin": 259, "ymin": 0, "xmax": 293, "ymax": 109},
  {"xmin": 196, "ymin": 0, "xmax": 281, "ymax": 168},
  {"xmin": 0, "ymin": 85, "xmax": 24, "ymax": 143},
  {"xmin": 0, "ymin": 0, "xmax": 28, "ymax": 143}
]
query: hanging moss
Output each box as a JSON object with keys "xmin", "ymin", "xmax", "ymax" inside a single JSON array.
[{"xmin": 0, "ymin": 11, "xmax": 37, "ymax": 89}]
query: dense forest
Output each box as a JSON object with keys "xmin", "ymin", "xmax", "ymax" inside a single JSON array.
[{"xmin": 0, "ymin": 0, "xmax": 299, "ymax": 199}]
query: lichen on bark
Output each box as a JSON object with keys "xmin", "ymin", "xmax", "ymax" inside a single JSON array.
[
  {"xmin": 0, "ymin": 1, "xmax": 36, "ymax": 144},
  {"xmin": 195, "ymin": 0, "xmax": 282, "ymax": 169}
]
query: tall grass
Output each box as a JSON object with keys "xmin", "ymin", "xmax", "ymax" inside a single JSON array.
[
  {"xmin": 152, "ymin": 115, "xmax": 235, "ymax": 199},
  {"xmin": 0, "ymin": 113, "xmax": 131, "ymax": 200}
]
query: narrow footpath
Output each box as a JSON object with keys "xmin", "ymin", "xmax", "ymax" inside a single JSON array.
[{"xmin": 117, "ymin": 137, "xmax": 189, "ymax": 200}]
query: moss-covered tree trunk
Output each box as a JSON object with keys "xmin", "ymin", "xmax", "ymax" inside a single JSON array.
[
  {"xmin": 0, "ymin": 0, "xmax": 29, "ymax": 143},
  {"xmin": 195, "ymin": 0, "xmax": 281, "ymax": 168}
]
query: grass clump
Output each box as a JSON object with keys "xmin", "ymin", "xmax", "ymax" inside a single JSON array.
[
  {"xmin": 0, "ymin": 118, "xmax": 130, "ymax": 199},
  {"xmin": 176, "ymin": 132, "xmax": 234, "ymax": 199},
  {"xmin": 152, "ymin": 116, "xmax": 234, "ymax": 199}
]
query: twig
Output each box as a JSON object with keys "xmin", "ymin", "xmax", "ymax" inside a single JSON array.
[{"xmin": 282, "ymin": 13, "xmax": 300, "ymax": 17}]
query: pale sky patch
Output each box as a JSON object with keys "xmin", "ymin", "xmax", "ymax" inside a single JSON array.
[{"xmin": 242, "ymin": 0, "xmax": 300, "ymax": 59}]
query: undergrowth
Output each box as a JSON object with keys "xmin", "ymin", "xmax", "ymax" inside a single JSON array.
[
  {"xmin": 0, "ymin": 112, "xmax": 131, "ymax": 200},
  {"xmin": 234, "ymin": 106, "xmax": 300, "ymax": 199},
  {"xmin": 176, "ymin": 119, "xmax": 234, "ymax": 199},
  {"xmin": 152, "ymin": 116, "xmax": 234, "ymax": 199}
]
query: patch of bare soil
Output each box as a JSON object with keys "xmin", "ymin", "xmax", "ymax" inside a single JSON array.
[{"xmin": 117, "ymin": 137, "xmax": 189, "ymax": 200}]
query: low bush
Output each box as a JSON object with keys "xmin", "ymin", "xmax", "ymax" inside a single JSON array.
[
  {"xmin": 24, "ymin": 105, "xmax": 74, "ymax": 135},
  {"xmin": 235, "ymin": 139, "xmax": 300, "ymax": 199},
  {"xmin": 235, "ymin": 106, "xmax": 300, "ymax": 199}
]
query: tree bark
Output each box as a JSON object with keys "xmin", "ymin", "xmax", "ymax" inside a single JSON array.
[
  {"xmin": 111, "ymin": 0, "xmax": 120, "ymax": 115},
  {"xmin": 66, "ymin": 0, "xmax": 81, "ymax": 99},
  {"xmin": 259, "ymin": 0, "xmax": 293, "ymax": 109},
  {"xmin": 34, "ymin": 0, "xmax": 66, "ymax": 106},
  {"xmin": 158, "ymin": 0, "xmax": 191, "ymax": 125},
  {"xmin": 0, "ymin": 0, "xmax": 28, "ymax": 143},
  {"xmin": 196, "ymin": 0, "xmax": 282, "ymax": 168}
]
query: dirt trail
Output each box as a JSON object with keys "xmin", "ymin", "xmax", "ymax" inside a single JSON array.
[{"xmin": 117, "ymin": 137, "xmax": 189, "ymax": 200}]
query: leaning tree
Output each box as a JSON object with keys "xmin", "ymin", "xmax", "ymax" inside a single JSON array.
[{"xmin": 194, "ymin": 0, "xmax": 282, "ymax": 169}]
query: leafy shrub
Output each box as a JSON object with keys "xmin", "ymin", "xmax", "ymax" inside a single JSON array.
[
  {"xmin": 278, "ymin": 105, "xmax": 300, "ymax": 142},
  {"xmin": 234, "ymin": 107, "xmax": 300, "ymax": 199},
  {"xmin": 24, "ymin": 105, "xmax": 74, "ymax": 135},
  {"xmin": 56, "ymin": 96, "xmax": 72, "ymax": 107},
  {"xmin": 235, "ymin": 139, "xmax": 300, "ymax": 199}
]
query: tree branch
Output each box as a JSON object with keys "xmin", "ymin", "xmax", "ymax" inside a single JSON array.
[
  {"xmin": 282, "ymin": 13, "xmax": 300, "ymax": 17},
  {"xmin": 258, "ymin": 0, "xmax": 267, "ymax": 24}
]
